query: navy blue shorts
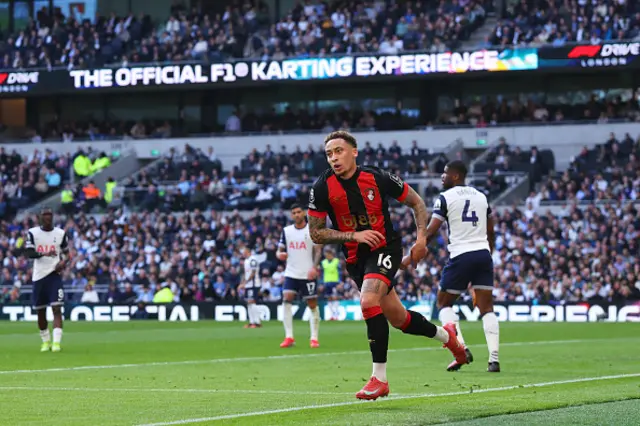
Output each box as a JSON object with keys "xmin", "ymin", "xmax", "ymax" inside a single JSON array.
[
  {"xmin": 283, "ymin": 277, "xmax": 317, "ymax": 299},
  {"xmin": 244, "ymin": 286, "xmax": 260, "ymax": 301},
  {"xmin": 440, "ymin": 249, "xmax": 494, "ymax": 294},
  {"xmin": 32, "ymin": 272, "xmax": 64, "ymax": 309}
]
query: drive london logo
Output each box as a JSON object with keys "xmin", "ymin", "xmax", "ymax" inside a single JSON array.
[{"xmin": 0, "ymin": 71, "xmax": 40, "ymax": 93}]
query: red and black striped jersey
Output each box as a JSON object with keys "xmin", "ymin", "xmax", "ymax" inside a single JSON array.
[{"xmin": 307, "ymin": 166, "xmax": 409, "ymax": 264}]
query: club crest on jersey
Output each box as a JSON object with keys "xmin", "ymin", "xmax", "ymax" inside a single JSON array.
[{"xmin": 366, "ymin": 188, "xmax": 375, "ymax": 201}]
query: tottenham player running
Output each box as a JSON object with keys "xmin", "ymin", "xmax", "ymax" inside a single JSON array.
[
  {"xmin": 403, "ymin": 160, "xmax": 500, "ymax": 373},
  {"xmin": 24, "ymin": 208, "xmax": 70, "ymax": 352},
  {"xmin": 308, "ymin": 131, "xmax": 467, "ymax": 400},
  {"xmin": 277, "ymin": 203, "xmax": 323, "ymax": 348},
  {"xmin": 242, "ymin": 245, "xmax": 267, "ymax": 328}
]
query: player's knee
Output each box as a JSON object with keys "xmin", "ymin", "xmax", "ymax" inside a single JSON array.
[
  {"xmin": 436, "ymin": 293, "xmax": 454, "ymax": 309},
  {"xmin": 306, "ymin": 298, "xmax": 318, "ymax": 309},
  {"xmin": 359, "ymin": 292, "xmax": 380, "ymax": 310}
]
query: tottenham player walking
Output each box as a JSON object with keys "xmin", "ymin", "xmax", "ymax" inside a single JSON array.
[
  {"xmin": 277, "ymin": 203, "xmax": 323, "ymax": 348},
  {"xmin": 308, "ymin": 131, "xmax": 467, "ymax": 400},
  {"xmin": 24, "ymin": 208, "xmax": 70, "ymax": 352},
  {"xmin": 242, "ymin": 245, "xmax": 267, "ymax": 328},
  {"xmin": 403, "ymin": 160, "xmax": 500, "ymax": 373}
]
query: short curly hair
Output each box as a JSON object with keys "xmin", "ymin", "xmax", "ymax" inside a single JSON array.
[{"xmin": 324, "ymin": 130, "xmax": 357, "ymax": 148}]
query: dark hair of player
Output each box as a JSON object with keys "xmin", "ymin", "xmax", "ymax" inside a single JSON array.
[
  {"xmin": 324, "ymin": 130, "xmax": 357, "ymax": 148},
  {"xmin": 290, "ymin": 203, "xmax": 303, "ymax": 211},
  {"xmin": 445, "ymin": 160, "xmax": 468, "ymax": 180}
]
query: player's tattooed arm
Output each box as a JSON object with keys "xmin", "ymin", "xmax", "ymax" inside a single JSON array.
[
  {"xmin": 400, "ymin": 186, "xmax": 429, "ymax": 242},
  {"xmin": 308, "ymin": 215, "xmax": 355, "ymax": 244}
]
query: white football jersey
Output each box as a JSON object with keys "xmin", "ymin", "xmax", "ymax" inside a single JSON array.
[
  {"xmin": 26, "ymin": 226, "xmax": 69, "ymax": 281},
  {"xmin": 432, "ymin": 186, "xmax": 491, "ymax": 258},
  {"xmin": 243, "ymin": 251, "xmax": 267, "ymax": 288},
  {"xmin": 279, "ymin": 224, "xmax": 316, "ymax": 280}
]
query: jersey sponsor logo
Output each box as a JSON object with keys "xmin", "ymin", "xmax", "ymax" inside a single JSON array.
[
  {"xmin": 288, "ymin": 241, "xmax": 308, "ymax": 250},
  {"xmin": 36, "ymin": 245, "xmax": 56, "ymax": 253},
  {"xmin": 341, "ymin": 213, "xmax": 378, "ymax": 228}
]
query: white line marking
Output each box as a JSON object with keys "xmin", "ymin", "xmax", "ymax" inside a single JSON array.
[
  {"xmin": 0, "ymin": 386, "xmax": 358, "ymax": 397},
  {"xmin": 136, "ymin": 373, "xmax": 640, "ymax": 426},
  {"xmin": 0, "ymin": 338, "xmax": 628, "ymax": 375}
]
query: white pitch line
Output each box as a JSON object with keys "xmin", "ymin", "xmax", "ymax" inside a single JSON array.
[
  {"xmin": 0, "ymin": 386, "xmax": 360, "ymax": 397},
  {"xmin": 0, "ymin": 338, "xmax": 627, "ymax": 375},
  {"xmin": 136, "ymin": 372, "xmax": 640, "ymax": 426}
]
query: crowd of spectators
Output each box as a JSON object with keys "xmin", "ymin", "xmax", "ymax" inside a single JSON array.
[
  {"xmin": 532, "ymin": 131, "xmax": 640, "ymax": 203},
  {"xmin": 437, "ymin": 93, "xmax": 640, "ymax": 128},
  {"xmin": 0, "ymin": 0, "xmax": 491, "ymax": 71},
  {"xmin": 1, "ymin": 200, "xmax": 638, "ymax": 306},
  {"xmin": 0, "ymin": 147, "xmax": 70, "ymax": 218},
  {"xmin": 112, "ymin": 141, "xmax": 506, "ymax": 214},
  {"xmin": 491, "ymin": 0, "xmax": 640, "ymax": 47}
]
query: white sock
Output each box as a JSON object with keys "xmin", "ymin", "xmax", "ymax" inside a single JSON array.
[
  {"xmin": 53, "ymin": 328, "xmax": 63, "ymax": 344},
  {"xmin": 40, "ymin": 329, "xmax": 50, "ymax": 343},
  {"xmin": 247, "ymin": 303, "xmax": 255, "ymax": 324},
  {"xmin": 283, "ymin": 302, "xmax": 294, "ymax": 339},
  {"xmin": 251, "ymin": 304, "xmax": 261, "ymax": 325},
  {"xmin": 434, "ymin": 326, "xmax": 449, "ymax": 344},
  {"xmin": 482, "ymin": 312, "xmax": 500, "ymax": 362},
  {"xmin": 309, "ymin": 305, "xmax": 320, "ymax": 341},
  {"xmin": 439, "ymin": 307, "xmax": 465, "ymax": 345},
  {"xmin": 372, "ymin": 362, "xmax": 387, "ymax": 382}
]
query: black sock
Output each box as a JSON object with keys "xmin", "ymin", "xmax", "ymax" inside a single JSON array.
[
  {"xmin": 363, "ymin": 307, "xmax": 389, "ymax": 363},
  {"xmin": 400, "ymin": 310, "xmax": 437, "ymax": 338}
]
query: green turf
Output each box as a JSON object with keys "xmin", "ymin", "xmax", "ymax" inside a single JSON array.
[
  {"xmin": 445, "ymin": 399, "xmax": 640, "ymax": 426},
  {"xmin": 0, "ymin": 321, "xmax": 638, "ymax": 425}
]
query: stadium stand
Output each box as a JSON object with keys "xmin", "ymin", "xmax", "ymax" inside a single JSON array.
[
  {"xmin": 0, "ymin": 146, "xmax": 70, "ymax": 216},
  {"xmin": 490, "ymin": 0, "xmax": 640, "ymax": 46},
  {"xmin": 0, "ymin": 0, "xmax": 492, "ymax": 70},
  {"xmin": 2, "ymin": 198, "xmax": 638, "ymax": 306},
  {"xmin": 16, "ymin": 90, "xmax": 638, "ymax": 145},
  {"xmin": 535, "ymin": 132, "xmax": 640, "ymax": 202}
]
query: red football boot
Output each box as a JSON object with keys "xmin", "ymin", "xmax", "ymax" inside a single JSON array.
[
  {"xmin": 443, "ymin": 323, "xmax": 469, "ymax": 367},
  {"xmin": 356, "ymin": 376, "xmax": 389, "ymax": 400},
  {"xmin": 280, "ymin": 337, "xmax": 295, "ymax": 348},
  {"xmin": 310, "ymin": 339, "xmax": 320, "ymax": 348}
]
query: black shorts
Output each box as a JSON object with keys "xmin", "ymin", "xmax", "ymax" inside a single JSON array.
[
  {"xmin": 346, "ymin": 246, "xmax": 402, "ymax": 291},
  {"xmin": 32, "ymin": 272, "xmax": 64, "ymax": 310}
]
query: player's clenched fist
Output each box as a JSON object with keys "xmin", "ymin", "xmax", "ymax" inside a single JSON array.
[
  {"xmin": 276, "ymin": 252, "xmax": 288, "ymax": 261},
  {"xmin": 353, "ymin": 230, "xmax": 385, "ymax": 247}
]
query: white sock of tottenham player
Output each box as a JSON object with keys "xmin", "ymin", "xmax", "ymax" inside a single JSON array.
[
  {"xmin": 252, "ymin": 304, "xmax": 262, "ymax": 325},
  {"xmin": 482, "ymin": 312, "xmax": 500, "ymax": 362},
  {"xmin": 53, "ymin": 328, "xmax": 63, "ymax": 345},
  {"xmin": 283, "ymin": 301, "xmax": 294, "ymax": 339},
  {"xmin": 247, "ymin": 303, "xmax": 255, "ymax": 324},
  {"xmin": 40, "ymin": 329, "xmax": 50, "ymax": 343},
  {"xmin": 309, "ymin": 304, "xmax": 320, "ymax": 341},
  {"xmin": 439, "ymin": 307, "xmax": 465, "ymax": 346}
]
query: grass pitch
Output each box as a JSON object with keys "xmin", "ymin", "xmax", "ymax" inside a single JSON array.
[{"xmin": 0, "ymin": 320, "xmax": 638, "ymax": 425}]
